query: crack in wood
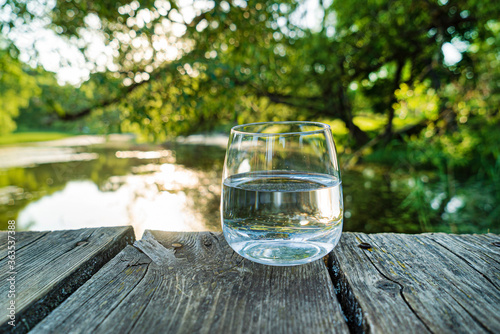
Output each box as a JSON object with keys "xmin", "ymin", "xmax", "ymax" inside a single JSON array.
[
  {"xmin": 92, "ymin": 262, "xmax": 151, "ymax": 333},
  {"xmin": 209, "ymin": 231, "xmax": 220, "ymax": 243},
  {"xmin": 120, "ymin": 266, "xmax": 157, "ymax": 330},
  {"xmin": 133, "ymin": 231, "xmax": 180, "ymax": 265},
  {"xmin": 325, "ymin": 234, "xmax": 436, "ymax": 334},
  {"xmin": 440, "ymin": 282, "xmax": 495, "ymax": 334},
  {"xmin": 20, "ymin": 231, "xmax": 500, "ymax": 333},
  {"xmin": 0, "ymin": 227, "xmax": 135, "ymax": 334},
  {"xmin": 359, "ymin": 249, "xmax": 434, "ymax": 334},
  {"xmin": 326, "ymin": 252, "xmax": 369, "ymax": 334},
  {"xmin": 427, "ymin": 235, "xmax": 500, "ymax": 291},
  {"xmin": 51, "ymin": 259, "xmax": 135, "ymax": 325},
  {"xmin": 326, "ymin": 233, "xmax": 500, "ymax": 333}
]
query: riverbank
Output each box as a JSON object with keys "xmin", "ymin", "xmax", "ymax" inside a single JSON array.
[
  {"xmin": 0, "ymin": 134, "xmax": 136, "ymax": 169},
  {"xmin": 0, "ymin": 133, "xmax": 136, "ymax": 147},
  {"xmin": 0, "ymin": 132, "xmax": 74, "ymax": 146}
]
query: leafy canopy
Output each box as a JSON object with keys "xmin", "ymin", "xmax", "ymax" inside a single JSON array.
[{"xmin": 1, "ymin": 0, "xmax": 499, "ymax": 145}]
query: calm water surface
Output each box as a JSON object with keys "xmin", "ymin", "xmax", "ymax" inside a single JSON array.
[{"xmin": 0, "ymin": 136, "xmax": 462, "ymax": 237}]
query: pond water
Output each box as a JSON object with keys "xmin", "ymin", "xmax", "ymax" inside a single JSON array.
[{"xmin": 0, "ymin": 135, "xmax": 470, "ymax": 237}]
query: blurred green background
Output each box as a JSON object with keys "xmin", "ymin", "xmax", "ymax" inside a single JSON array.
[{"xmin": 0, "ymin": 0, "xmax": 498, "ymax": 235}]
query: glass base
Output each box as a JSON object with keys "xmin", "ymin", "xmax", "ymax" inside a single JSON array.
[{"xmin": 232, "ymin": 240, "xmax": 331, "ymax": 266}]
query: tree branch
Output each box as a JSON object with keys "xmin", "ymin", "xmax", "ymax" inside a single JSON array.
[
  {"xmin": 344, "ymin": 109, "xmax": 454, "ymax": 169},
  {"xmin": 57, "ymin": 81, "xmax": 144, "ymax": 120}
]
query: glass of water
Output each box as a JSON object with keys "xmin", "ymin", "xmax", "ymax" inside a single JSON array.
[{"xmin": 221, "ymin": 121, "xmax": 343, "ymax": 266}]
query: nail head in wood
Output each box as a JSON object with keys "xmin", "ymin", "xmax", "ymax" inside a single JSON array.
[{"xmin": 358, "ymin": 242, "xmax": 372, "ymax": 249}]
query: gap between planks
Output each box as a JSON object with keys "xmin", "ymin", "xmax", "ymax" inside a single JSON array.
[
  {"xmin": 15, "ymin": 230, "xmax": 500, "ymax": 334},
  {"xmin": 0, "ymin": 227, "xmax": 135, "ymax": 334},
  {"xmin": 31, "ymin": 231, "xmax": 349, "ymax": 334},
  {"xmin": 328, "ymin": 232, "xmax": 500, "ymax": 334}
]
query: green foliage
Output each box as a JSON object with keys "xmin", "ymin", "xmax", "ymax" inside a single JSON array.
[
  {"xmin": 0, "ymin": 51, "xmax": 39, "ymax": 135},
  {"xmin": 365, "ymin": 93, "xmax": 500, "ymax": 233},
  {"xmin": 1, "ymin": 0, "xmax": 500, "ymax": 232},
  {"xmin": 4, "ymin": 0, "xmax": 499, "ymax": 141},
  {"xmin": 394, "ymin": 82, "xmax": 440, "ymax": 122}
]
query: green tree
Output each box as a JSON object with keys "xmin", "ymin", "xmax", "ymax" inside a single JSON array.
[
  {"xmin": 0, "ymin": 50, "xmax": 39, "ymax": 134},
  {"xmin": 2, "ymin": 0, "xmax": 500, "ymax": 146}
]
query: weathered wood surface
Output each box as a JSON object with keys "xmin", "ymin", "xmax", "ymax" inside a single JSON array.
[
  {"xmin": 0, "ymin": 227, "xmax": 135, "ymax": 333},
  {"xmin": 32, "ymin": 231, "xmax": 349, "ymax": 334},
  {"xmin": 329, "ymin": 233, "xmax": 500, "ymax": 334},
  {"xmin": 4, "ymin": 229, "xmax": 497, "ymax": 334}
]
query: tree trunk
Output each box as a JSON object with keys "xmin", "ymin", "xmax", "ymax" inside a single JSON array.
[
  {"xmin": 383, "ymin": 60, "xmax": 405, "ymax": 140},
  {"xmin": 336, "ymin": 60, "xmax": 369, "ymax": 146},
  {"xmin": 337, "ymin": 87, "xmax": 369, "ymax": 145}
]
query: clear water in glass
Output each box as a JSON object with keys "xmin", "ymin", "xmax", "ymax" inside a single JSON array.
[{"xmin": 221, "ymin": 122, "xmax": 343, "ymax": 266}]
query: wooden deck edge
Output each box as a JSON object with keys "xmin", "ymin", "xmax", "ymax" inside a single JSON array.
[{"xmin": 2, "ymin": 226, "xmax": 135, "ymax": 334}]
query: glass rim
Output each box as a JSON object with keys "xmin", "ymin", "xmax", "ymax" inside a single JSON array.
[{"xmin": 230, "ymin": 121, "xmax": 331, "ymax": 136}]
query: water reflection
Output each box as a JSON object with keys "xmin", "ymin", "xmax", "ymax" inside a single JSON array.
[
  {"xmin": 0, "ymin": 146, "xmax": 99, "ymax": 169},
  {"xmin": 1, "ymin": 136, "xmax": 495, "ymax": 235},
  {"xmin": 18, "ymin": 169, "xmax": 219, "ymax": 238},
  {"xmin": 0, "ymin": 139, "xmax": 224, "ymax": 238}
]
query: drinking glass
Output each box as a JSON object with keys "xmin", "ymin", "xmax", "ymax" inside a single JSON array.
[{"xmin": 221, "ymin": 121, "xmax": 343, "ymax": 266}]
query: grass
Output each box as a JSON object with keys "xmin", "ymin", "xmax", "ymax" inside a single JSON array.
[{"xmin": 0, "ymin": 131, "xmax": 74, "ymax": 146}]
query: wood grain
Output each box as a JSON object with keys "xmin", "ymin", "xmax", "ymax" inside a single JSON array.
[
  {"xmin": 9, "ymin": 229, "xmax": 497, "ymax": 333},
  {"xmin": 427, "ymin": 233, "xmax": 500, "ymax": 289},
  {"xmin": 0, "ymin": 231, "xmax": 49, "ymax": 262},
  {"xmin": 329, "ymin": 232, "xmax": 500, "ymax": 334},
  {"xmin": 32, "ymin": 231, "xmax": 349, "ymax": 334},
  {"xmin": 0, "ymin": 227, "xmax": 134, "ymax": 333}
]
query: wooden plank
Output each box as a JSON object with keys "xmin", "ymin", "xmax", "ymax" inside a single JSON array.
[
  {"xmin": 0, "ymin": 231, "xmax": 49, "ymax": 261},
  {"xmin": 426, "ymin": 233, "xmax": 500, "ymax": 289},
  {"xmin": 0, "ymin": 227, "xmax": 135, "ymax": 333},
  {"xmin": 329, "ymin": 232, "xmax": 500, "ymax": 334},
  {"xmin": 32, "ymin": 231, "xmax": 349, "ymax": 334},
  {"xmin": 328, "ymin": 234, "xmax": 429, "ymax": 334}
]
